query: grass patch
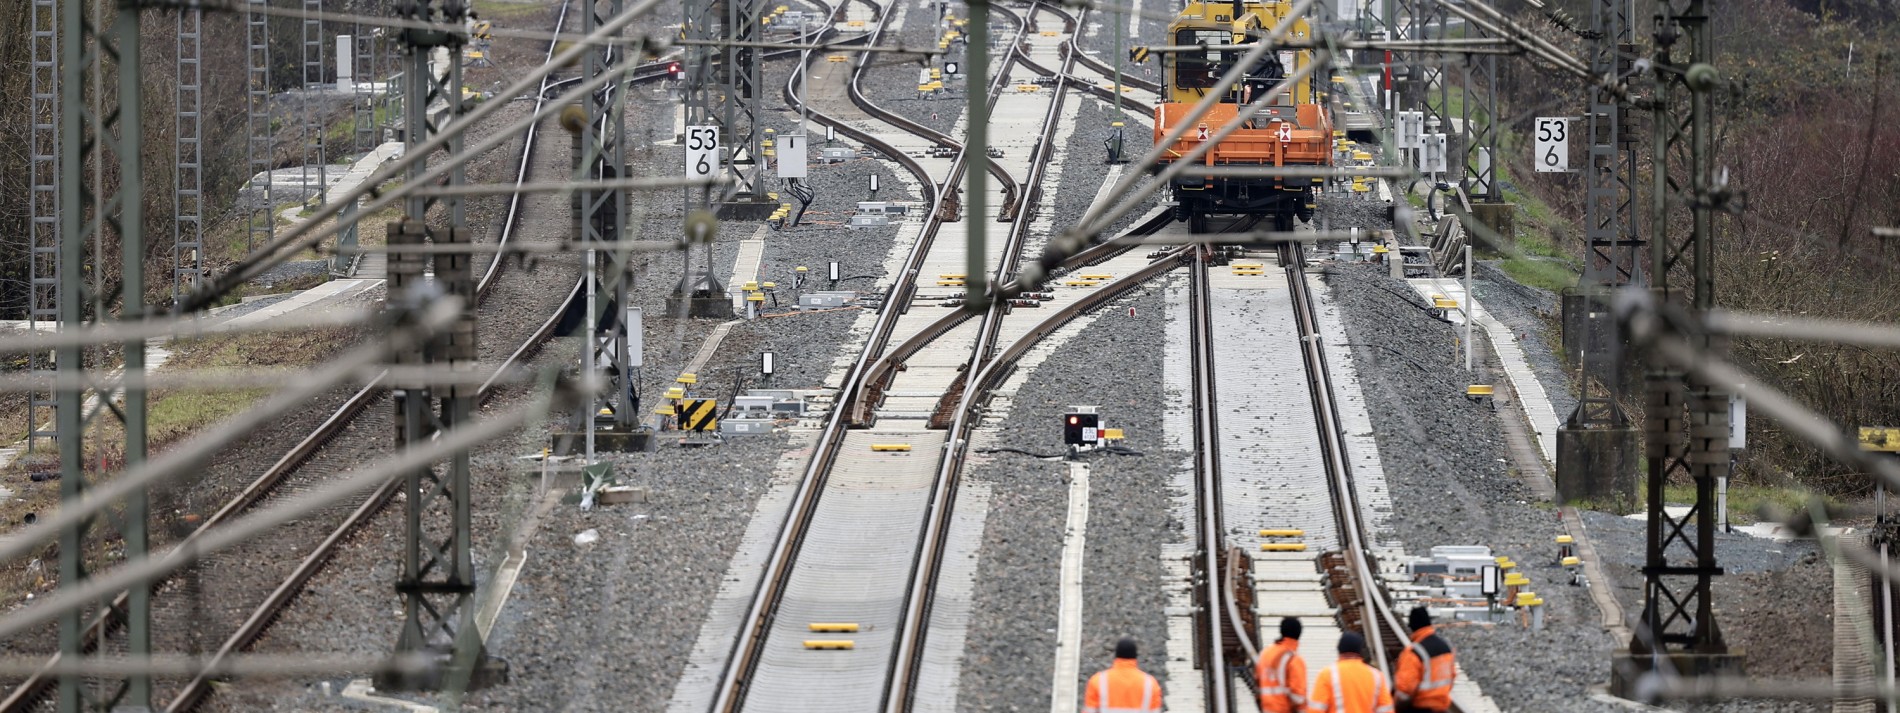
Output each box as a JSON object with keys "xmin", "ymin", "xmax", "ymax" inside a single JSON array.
[
  {"xmin": 1661, "ymin": 483, "xmax": 1840, "ymax": 525},
  {"xmin": 135, "ymin": 328, "xmax": 330, "ymax": 453},
  {"xmin": 1498, "ymin": 256, "xmax": 1577, "ymax": 293},
  {"xmin": 472, "ymin": 0, "xmax": 545, "ymax": 18},
  {"xmin": 0, "ymin": 325, "xmax": 362, "ymax": 606}
]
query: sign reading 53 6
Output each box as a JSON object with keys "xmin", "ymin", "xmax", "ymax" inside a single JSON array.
[
  {"xmin": 1534, "ymin": 117, "xmax": 1570, "ymax": 173},
  {"xmin": 685, "ymin": 126, "xmax": 720, "ymax": 178}
]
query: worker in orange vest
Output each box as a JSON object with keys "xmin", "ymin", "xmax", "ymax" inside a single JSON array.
[
  {"xmin": 1083, "ymin": 637, "xmax": 1163, "ymax": 713},
  {"xmin": 1256, "ymin": 617, "xmax": 1308, "ymax": 712},
  {"xmin": 1395, "ymin": 606, "xmax": 1457, "ymax": 713},
  {"xmin": 1307, "ymin": 631, "xmax": 1394, "ymax": 713}
]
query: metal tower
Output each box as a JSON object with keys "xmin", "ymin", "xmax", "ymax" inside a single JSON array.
[
  {"xmin": 246, "ymin": 0, "xmax": 275, "ymax": 254},
  {"xmin": 54, "ymin": 0, "xmax": 153, "ymax": 706},
  {"xmin": 175, "ymin": 6, "xmax": 207, "ymax": 303},
  {"xmin": 1555, "ymin": 0, "xmax": 1641, "ymax": 508},
  {"xmin": 1612, "ymin": 0, "xmax": 1743, "ymax": 691},
  {"xmin": 380, "ymin": 0, "xmax": 490, "ymax": 690},
  {"xmin": 722, "ymin": 0, "xmax": 768, "ymax": 208},
  {"xmin": 303, "ymin": 0, "xmax": 330, "ymax": 206},
  {"xmin": 1459, "ymin": 50, "xmax": 1499, "ymax": 202},
  {"xmin": 577, "ymin": 0, "xmax": 641, "ymax": 438},
  {"xmin": 27, "ymin": 0, "xmax": 60, "ymax": 452},
  {"xmin": 673, "ymin": 0, "xmax": 732, "ymax": 317},
  {"xmin": 355, "ymin": 24, "xmax": 381, "ymax": 153}
]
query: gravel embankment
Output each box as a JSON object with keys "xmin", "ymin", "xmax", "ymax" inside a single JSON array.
[
  {"xmin": 1582, "ymin": 510, "xmax": 1833, "ymax": 713},
  {"xmin": 1323, "ymin": 260, "xmax": 1627, "ymax": 712},
  {"xmin": 1322, "ymin": 186, "xmax": 1837, "ymax": 711},
  {"xmin": 1314, "ymin": 162, "xmax": 1630, "ymax": 711},
  {"xmin": 1472, "ymin": 260, "xmax": 1577, "ymax": 421}
]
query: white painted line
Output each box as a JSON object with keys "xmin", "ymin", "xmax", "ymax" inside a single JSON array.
[
  {"xmin": 685, "ymin": 320, "xmax": 742, "ymax": 377},
  {"xmin": 1050, "ymin": 461, "xmax": 1091, "ymax": 713},
  {"xmin": 665, "ymin": 430, "xmax": 817, "ymax": 711},
  {"xmin": 1086, "ymin": 165, "xmax": 1127, "ymax": 216},
  {"xmin": 476, "ymin": 549, "xmax": 527, "ymax": 642}
]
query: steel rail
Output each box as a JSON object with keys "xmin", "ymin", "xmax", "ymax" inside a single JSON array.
[
  {"xmin": 884, "ymin": 237, "xmax": 1186, "ymax": 713},
  {"xmin": 162, "ymin": 0, "xmax": 594, "ymax": 707},
  {"xmin": 952, "ymin": 0, "xmax": 1080, "ymax": 372},
  {"xmin": 850, "ymin": 210, "xmax": 1173, "ymax": 426},
  {"xmin": 1281, "ymin": 242, "xmax": 1455, "ymax": 711},
  {"xmin": 1186, "ymin": 247, "xmax": 1236, "ymax": 711},
  {"xmin": 1057, "ymin": 29, "xmax": 1162, "ymax": 94},
  {"xmin": 707, "ymin": 0, "xmax": 995, "ymax": 706},
  {"xmin": 842, "ymin": 0, "xmax": 1023, "ymax": 220},
  {"xmin": 712, "ymin": 3, "xmax": 1087, "ymax": 709},
  {"xmin": 881, "ymin": 5, "xmax": 1095, "ymax": 707}
]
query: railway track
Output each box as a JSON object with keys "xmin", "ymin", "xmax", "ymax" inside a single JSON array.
[
  {"xmin": 707, "ymin": 3, "xmax": 1198, "ymax": 709},
  {"xmin": 1180, "ymin": 237, "xmax": 1452, "ymax": 710}
]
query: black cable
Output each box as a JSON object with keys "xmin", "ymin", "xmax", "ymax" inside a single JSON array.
[
  {"xmin": 976, "ymin": 445, "xmax": 1146, "ymax": 458},
  {"xmin": 978, "ymin": 446, "xmax": 1066, "ymax": 458}
]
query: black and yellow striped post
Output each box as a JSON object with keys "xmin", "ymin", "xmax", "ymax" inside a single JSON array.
[{"xmin": 677, "ymin": 398, "xmax": 720, "ymax": 432}]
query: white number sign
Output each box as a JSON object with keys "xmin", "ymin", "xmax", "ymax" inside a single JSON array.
[
  {"xmin": 778, "ymin": 134, "xmax": 808, "ymax": 178},
  {"xmin": 686, "ymin": 125, "xmax": 720, "ymax": 178},
  {"xmin": 1534, "ymin": 117, "xmax": 1570, "ymax": 173}
]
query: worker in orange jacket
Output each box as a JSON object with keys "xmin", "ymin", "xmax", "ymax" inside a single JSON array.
[
  {"xmin": 1307, "ymin": 631, "xmax": 1394, "ymax": 713},
  {"xmin": 1256, "ymin": 617, "xmax": 1308, "ymax": 713},
  {"xmin": 1083, "ymin": 637, "xmax": 1163, "ymax": 713},
  {"xmin": 1395, "ymin": 606, "xmax": 1456, "ymax": 713}
]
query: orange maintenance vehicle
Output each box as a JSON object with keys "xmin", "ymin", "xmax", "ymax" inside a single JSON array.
[{"xmin": 1156, "ymin": 0, "xmax": 1332, "ymax": 233}]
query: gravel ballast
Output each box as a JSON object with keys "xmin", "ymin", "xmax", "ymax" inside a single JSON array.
[{"xmin": 956, "ymin": 282, "xmax": 1176, "ymax": 710}]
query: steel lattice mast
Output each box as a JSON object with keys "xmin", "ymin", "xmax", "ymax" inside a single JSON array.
[
  {"xmin": 1555, "ymin": 0, "xmax": 1641, "ymax": 507},
  {"xmin": 1612, "ymin": 0, "xmax": 1743, "ymax": 691},
  {"xmin": 27, "ymin": 0, "xmax": 60, "ymax": 452},
  {"xmin": 379, "ymin": 0, "xmax": 489, "ymax": 691},
  {"xmin": 55, "ymin": 0, "xmax": 153, "ymax": 707}
]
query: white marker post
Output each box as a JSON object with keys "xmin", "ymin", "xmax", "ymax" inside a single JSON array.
[
  {"xmin": 1534, "ymin": 117, "xmax": 1571, "ymax": 173},
  {"xmin": 1464, "ymin": 244, "xmax": 1474, "ymax": 371},
  {"xmin": 336, "ymin": 35, "xmax": 354, "ymax": 93},
  {"xmin": 761, "ymin": 351, "xmax": 775, "ymax": 376},
  {"xmin": 829, "ymin": 260, "xmax": 840, "ymax": 289},
  {"xmin": 869, "ymin": 173, "xmax": 879, "ymax": 195},
  {"xmin": 1726, "ymin": 393, "xmax": 1747, "ymax": 532},
  {"xmin": 686, "ymin": 125, "xmax": 720, "ymax": 179}
]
